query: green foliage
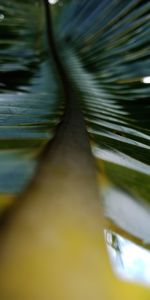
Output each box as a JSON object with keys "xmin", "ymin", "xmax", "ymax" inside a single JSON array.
[
  {"xmin": 0, "ymin": 0, "xmax": 150, "ymax": 251},
  {"xmin": 0, "ymin": 0, "xmax": 64, "ymax": 194},
  {"xmin": 55, "ymin": 0, "xmax": 150, "ymax": 204}
]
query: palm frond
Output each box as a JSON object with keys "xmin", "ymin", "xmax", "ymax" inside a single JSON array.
[{"xmin": 0, "ymin": 0, "xmax": 64, "ymax": 197}]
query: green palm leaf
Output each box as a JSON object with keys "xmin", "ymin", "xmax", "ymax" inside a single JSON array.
[
  {"xmin": 0, "ymin": 0, "xmax": 150, "ymax": 299},
  {"xmin": 0, "ymin": 0, "xmax": 64, "ymax": 198},
  {"xmin": 55, "ymin": 0, "xmax": 150, "ymax": 247}
]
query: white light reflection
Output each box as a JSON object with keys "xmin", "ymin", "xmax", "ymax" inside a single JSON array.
[
  {"xmin": 106, "ymin": 231, "xmax": 150, "ymax": 287},
  {"xmin": 142, "ymin": 76, "xmax": 150, "ymax": 84},
  {"xmin": 0, "ymin": 14, "xmax": 5, "ymax": 21},
  {"xmin": 48, "ymin": 0, "xmax": 59, "ymax": 4}
]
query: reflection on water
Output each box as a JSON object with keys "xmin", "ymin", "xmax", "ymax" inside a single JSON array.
[
  {"xmin": 0, "ymin": 0, "xmax": 64, "ymax": 211},
  {"xmin": 55, "ymin": 0, "xmax": 150, "ymax": 287}
]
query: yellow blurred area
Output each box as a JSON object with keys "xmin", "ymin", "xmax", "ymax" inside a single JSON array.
[
  {"xmin": 0, "ymin": 196, "xmax": 150, "ymax": 300},
  {"xmin": 0, "ymin": 194, "xmax": 16, "ymax": 213}
]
